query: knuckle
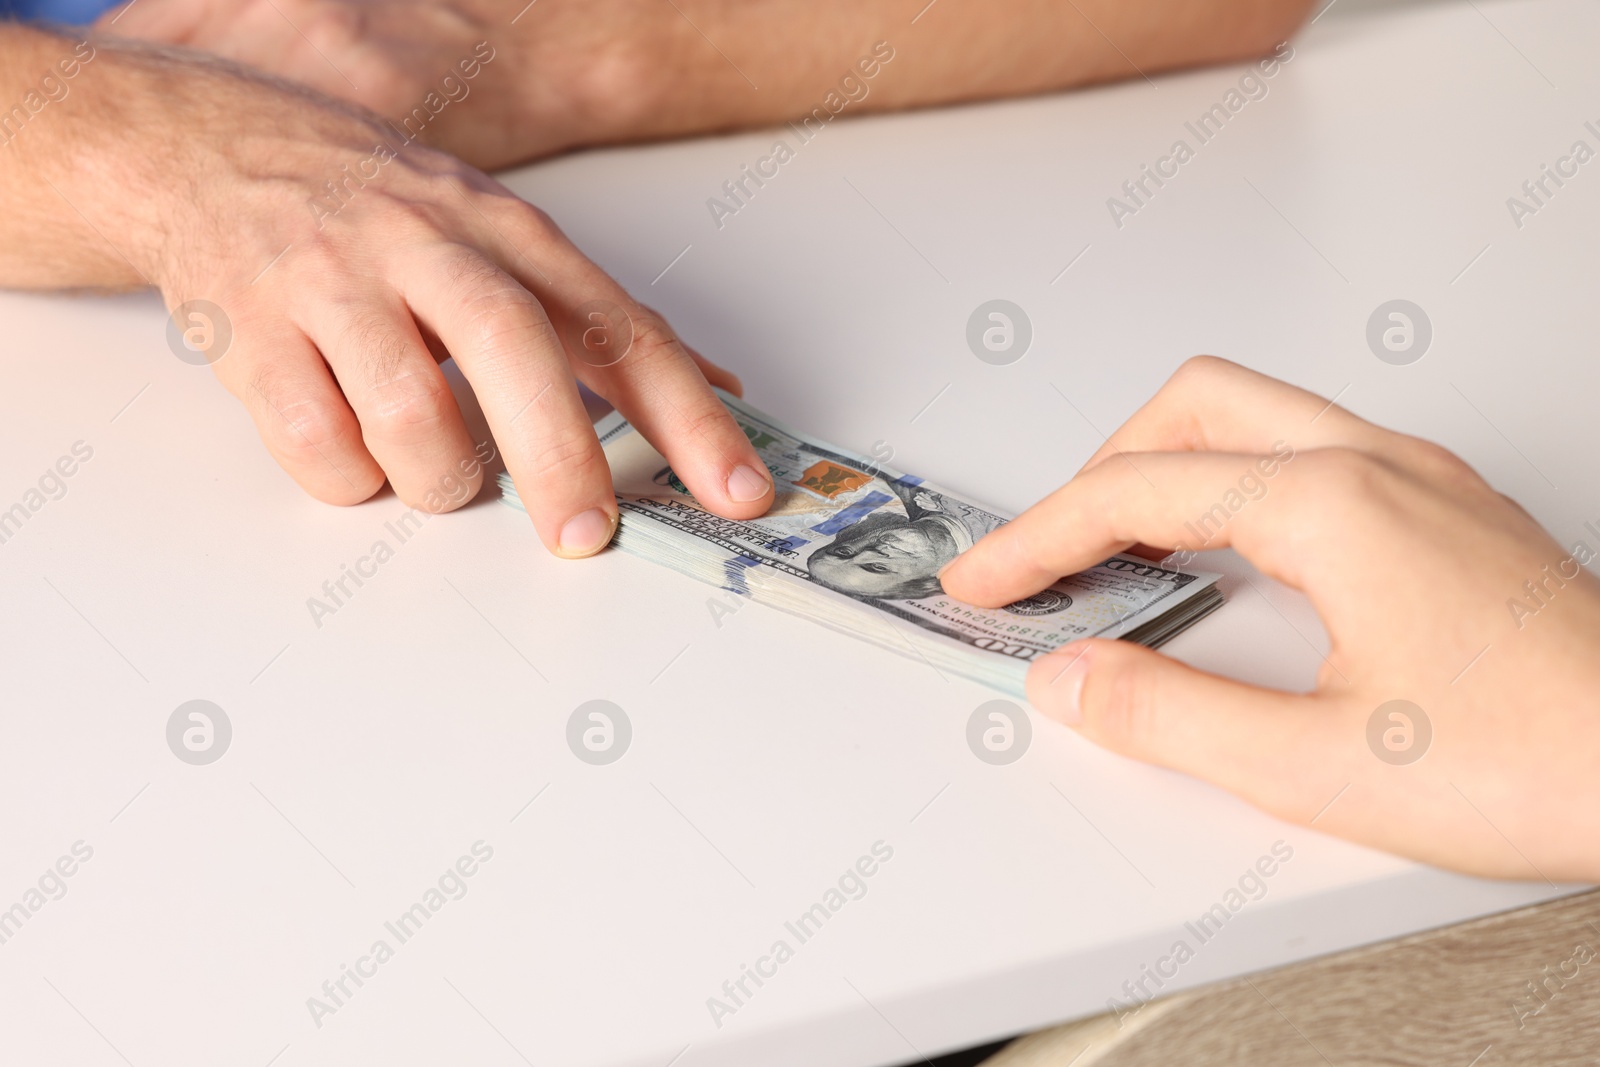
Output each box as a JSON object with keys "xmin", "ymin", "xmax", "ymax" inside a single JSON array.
[
  {"xmin": 446, "ymin": 268, "xmax": 555, "ymax": 353},
  {"xmin": 1169, "ymin": 354, "xmax": 1235, "ymax": 391},
  {"xmin": 368, "ymin": 370, "xmax": 456, "ymax": 438},
  {"xmin": 305, "ymin": 2, "xmax": 363, "ymax": 48},
  {"xmin": 448, "ymin": 256, "xmax": 523, "ymax": 310},
  {"xmin": 329, "ymin": 312, "xmax": 461, "ymax": 443},
  {"xmin": 674, "ymin": 394, "xmax": 738, "ymax": 448},
  {"xmin": 616, "ymin": 310, "xmax": 688, "ymax": 379},
  {"xmin": 527, "ymin": 429, "xmax": 605, "ymax": 480},
  {"xmin": 625, "ymin": 309, "xmax": 678, "ymax": 358},
  {"xmin": 1294, "ymin": 446, "xmax": 1385, "ymax": 500},
  {"xmin": 380, "ymin": 192, "xmax": 457, "ymax": 238},
  {"xmin": 468, "ymin": 189, "xmax": 564, "ymax": 246},
  {"xmin": 259, "ymin": 388, "xmax": 357, "ymax": 463},
  {"xmin": 403, "ymin": 465, "xmax": 481, "ymax": 513},
  {"xmin": 1397, "ymin": 435, "xmax": 1484, "ymax": 489},
  {"xmin": 1496, "ymin": 491, "xmax": 1535, "ymax": 522},
  {"xmin": 349, "ymin": 57, "xmax": 408, "ymax": 110},
  {"xmin": 439, "ymin": 246, "xmax": 506, "ymax": 296},
  {"xmin": 295, "ymin": 230, "xmax": 343, "ymax": 263},
  {"xmin": 510, "ymin": 201, "xmax": 558, "ymax": 238}
]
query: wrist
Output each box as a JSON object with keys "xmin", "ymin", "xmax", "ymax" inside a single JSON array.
[
  {"xmin": 501, "ymin": 0, "xmax": 705, "ymax": 152},
  {"xmin": 52, "ymin": 48, "xmax": 232, "ymax": 290},
  {"xmin": 499, "ymin": 1, "xmax": 908, "ymax": 154},
  {"xmin": 0, "ymin": 28, "xmax": 149, "ymax": 288},
  {"xmin": 4, "ymin": 34, "xmax": 227, "ymax": 289}
]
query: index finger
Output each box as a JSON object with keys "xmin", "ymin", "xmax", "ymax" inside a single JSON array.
[
  {"xmin": 471, "ymin": 200, "xmax": 774, "ymax": 519},
  {"xmin": 940, "ymin": 451, "xmax": 1303, "ymax": 608},
  {"xmin": 400, "ymin": 245, "xmax": 618, "ymax": 557},
  {"xmin": 1075, "ymin": 356, "xmax": 1383, "ymax": 475}
]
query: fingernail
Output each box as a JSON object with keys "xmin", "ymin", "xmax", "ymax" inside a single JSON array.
[
  {"xmin": 1043, "ymin": 644, "xmax": 1092, "ymax": 727},
  {"xmin": 557, "ymin": 507, "xmax": 617, "ymax": 558},
  {"xmin": 726, "ymin": 464, "xmax": 770, "ymax": 503}
]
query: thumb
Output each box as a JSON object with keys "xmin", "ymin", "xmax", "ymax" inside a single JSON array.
[{"xmin": 1028, "ymin": 639, "xmax": 1338, "ymax": 814}]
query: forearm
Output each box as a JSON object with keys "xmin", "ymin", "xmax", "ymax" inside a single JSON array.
[{"xmin": 523, "ymin": 0, "xmax": 1318, "ymax": 152}]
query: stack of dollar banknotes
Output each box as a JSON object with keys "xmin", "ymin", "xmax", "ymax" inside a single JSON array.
[{"xmin": 500, "ymin": 393, "xmax": 1223, "ymax": 697}]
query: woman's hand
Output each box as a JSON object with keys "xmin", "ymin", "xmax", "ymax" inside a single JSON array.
[{"xmin": 941, "ymin": 357, "xmax": 1600, "ymax": 882}]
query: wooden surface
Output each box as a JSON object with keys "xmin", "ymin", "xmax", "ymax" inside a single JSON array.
[{"xmin": 982, "ymin": 890, "xmax": 1600, "ymax": 1066}]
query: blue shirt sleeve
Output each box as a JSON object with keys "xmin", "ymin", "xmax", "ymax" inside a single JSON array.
[{"xmin": 2, "ymin": 0, "xmax": 119, "ymax": 25}]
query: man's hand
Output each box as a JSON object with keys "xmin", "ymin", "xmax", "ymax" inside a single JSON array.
[
  {"xmin": 941, "ymin": 357, "xmax": 1600, "ymax": 883},
  {"xmin": 1, "ymin": 28, "xmax": 773, "ymax": 556},
  {"xmin": 98, "ymin": 0, "xmax": 1317, "ymax": 171},
  {"xmin": 94, "ymin": 0, "xmax": 585, "ymax": 168}
]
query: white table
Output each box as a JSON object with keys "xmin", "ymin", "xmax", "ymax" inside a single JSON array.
[{"xmin": 2, "ymin": 1, "xmax": 1594, "ymax": 1064}]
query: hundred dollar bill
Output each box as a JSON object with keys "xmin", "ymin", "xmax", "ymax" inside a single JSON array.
[{"xmin": 501, "ymin": 392, "xmax": 1223, "ymax": 696}]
